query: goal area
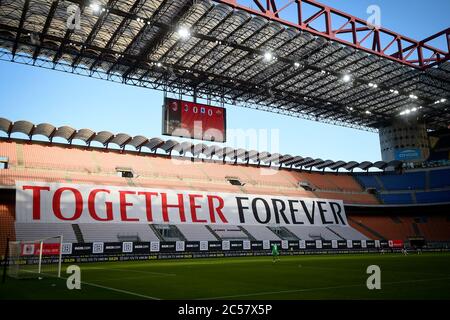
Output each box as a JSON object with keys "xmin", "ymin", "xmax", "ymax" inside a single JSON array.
[{"xmin": 6, "ymin": 236, "xmax": 63, "ymax": 279}]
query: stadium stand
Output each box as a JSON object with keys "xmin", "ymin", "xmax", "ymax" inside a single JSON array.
[
  {"xmin": 356, "ymin": 168, "xmax": 450, "ymax": 205},
  {"xmin": 379, "ymin": 193, "xmax": 414, "ymax": 205},
  {"xmin": 0, "ymin": 139, "xmax": 383, "ymax": 205},
  {"xmin": 354, "ymin": 175, "xmax": 381, "ymax": 190},
  {"xmin": 382, "ymin": 172, "xmax": 426, "ymax": 190},
  {"xmin": 1, "ymin": 125, "xmax": 450, "ymax": 251},
  {"xmin": 416, "ymin": 190, "xmax": 450, "ymax": 204},
  {"xmin": 429, "ymin": 168, "xmax": 450, "ymax": 188}
]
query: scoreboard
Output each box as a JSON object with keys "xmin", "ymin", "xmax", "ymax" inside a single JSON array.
[{"xmin": 162, "ymin": 98, "xmax": 226, "ymax": 142}]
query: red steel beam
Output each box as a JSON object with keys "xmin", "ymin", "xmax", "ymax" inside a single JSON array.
[{"xmin": 214, "ymin": 0, "xmax": 449, "ymax": 70}]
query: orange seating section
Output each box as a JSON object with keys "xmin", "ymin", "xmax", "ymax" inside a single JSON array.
[
  {"xmin": 314, "ymin": 191, "xmax": 379, "ymax": 204},
  {"xmin": 0, "ymin": 204, "xmax": 15, "ymax": 258},
  {"xmin": 416, "ymin": 216, "xmax": 450, "ymax": 241},
  {"xmin": 1, "ymin": 140, "xmax": 448, "ymax": 247},
  {"xmin": 348, "ymin": 214, "xmax": 450, "ymax": 241},
  {"xmin": 0, "ymin": 141, "xmax": 18, "ymax": 166},
  {"xmin": 0, "ymin": 140, "xmax": 376, "ymax": 205}
]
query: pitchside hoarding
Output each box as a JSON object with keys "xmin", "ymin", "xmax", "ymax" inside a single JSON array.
[
  {"xmin": 16, "ymin": 181, "xmax": 348, "ymax": 227},
  {"xmin": 162, "ymin": 97, "xmax": 226, "ymax": 142}
]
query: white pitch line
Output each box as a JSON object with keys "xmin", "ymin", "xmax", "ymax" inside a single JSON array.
[
  {"xmin": 114, "ymin": 268, "xmax": 176, "ymax": 277},
  {"xmin": 22, "ymin": 270, "xmax": 161, "ymax": 300},
  {"xmin": 78, "ymin": 280, "xmax": 161, "ymax": 300},
  {"xmin": 92, "ymin": 267, "xmax": 176, "ymax": 277},
  {"xmin": 197, "ymin": 276, "xmax": 450, "ymax": 300}
]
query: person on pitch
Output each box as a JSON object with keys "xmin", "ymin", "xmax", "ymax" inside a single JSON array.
[{"xmin": 271, "ymin": 243, "xmax": 280, "ymax": 263}]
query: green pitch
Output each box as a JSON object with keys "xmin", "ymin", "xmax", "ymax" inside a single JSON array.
[{"xmin": 1, "ymin": 253, "xmax": 450, "ymax": 300}]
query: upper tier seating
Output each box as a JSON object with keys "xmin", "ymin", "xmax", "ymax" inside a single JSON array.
[
  {"xmin": 0, "ymin": 140, "xmax": 381, "ymax": 205},
  {"xmin": 357, "ymin": 172, "xmax": 428, "ymax": 191},
  {"xmin": 379, "ymin": 193, "xmax": 414, "ymax": 204},
  {"xmin": 429, "ymin": 168, "xmax": 450, "ymax": 188},
  {"xmin": 348, "ymin": 215, "xmax": 418, "ymax": 240},
  {"xmin": 0, "ymin": 142, "xmax": 18, "ymax": 166},
  {"xmin": 355, "ymin": 168, "xmax": 450, "ymax": 205},
  {"xmin": 355, "ymin": 175, "xmax": 381, "ymax": 189},
  {"xmin": 327, "ymin": 225, "xmax": 369, "ymax": 240},
  {"xmin": 379, "ymin": 172, "xmax": 426, "ymax": 190},
  {"xmin": 348, "ymin": 214, "xmax": 450, "ymax": 242},
  {"xmin": 415, "ymin": 190, "xmax": 450, "ymax": 204},
  {"xmin": 415, "ymin": 216, "xmax": 450, "ymax": 241}
]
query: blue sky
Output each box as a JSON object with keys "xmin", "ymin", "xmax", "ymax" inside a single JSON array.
[{"xmin": 0, "ymin": 0, "xmax": 449, "ymax": 162}]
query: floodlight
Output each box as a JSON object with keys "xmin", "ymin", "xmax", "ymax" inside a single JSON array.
[
  {"xmin": 177, "ymin": 26, "xmax": 191, "ymax": 40},
  {"xmin": 263, "ymin": 52, "xmax": 273, "ymax": 62},
  {"xmin": 342, "ymin": 74, "xmax": 351, "ymax": 82}
]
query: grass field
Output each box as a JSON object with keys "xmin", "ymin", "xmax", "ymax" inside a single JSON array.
[{"xmin": 1, "ymin": 253, "xmax": 450, "ymax": 300}]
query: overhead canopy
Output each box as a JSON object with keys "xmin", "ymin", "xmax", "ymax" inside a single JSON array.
[{"xmin": 0, "ymin": 0, "xmax": 448, "ymax": 131}]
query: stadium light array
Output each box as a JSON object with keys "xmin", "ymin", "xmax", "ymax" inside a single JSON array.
[
  {"xmin": 399, "ymin": 107, "xmax": 418, "ymax": 116},
  {"xmin": 177, "ymin": 26, "xmax": 191, "ymax": 40},
  {"xmin": 389, "ymin": 89, "xmax": 399, "ymax": 95},
  {"xmin": 434, "ymin": 98, "xmax": 447, "ymax": 104}
]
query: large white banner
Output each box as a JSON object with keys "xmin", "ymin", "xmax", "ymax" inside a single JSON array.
[{"xmin": 15, "ymin": 181, "xmax": 348, "ymax": 226}]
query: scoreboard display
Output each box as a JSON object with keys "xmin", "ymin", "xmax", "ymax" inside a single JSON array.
[{"xmin": 162, "ymin": 98, "xmax": 226, "ymax": 142}]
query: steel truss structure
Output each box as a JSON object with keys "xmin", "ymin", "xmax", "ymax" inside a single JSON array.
[
  {"xmin": 0, "ymin": 0, "xmax": 449, "ymax": 131},
  {"xmin": 0, "ymin": 117, "xmax": 402, "ymax": 171}
]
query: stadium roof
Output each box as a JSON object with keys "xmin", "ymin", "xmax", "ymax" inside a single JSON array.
[
  {"xmin": 0, "ymin": 117, "xmax": 402, "ymax": 172},
  {"xmin": 0, "ymin": 0, "xmax": 449, "ymax": 131}
]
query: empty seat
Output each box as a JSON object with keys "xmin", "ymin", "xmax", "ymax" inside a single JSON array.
[
  {"xmin": 210, "ymin": 225, "xmax": 249, "ymax": 240},
  {"xmin": 15, "ymin": 223, "xmax": 77, "ymax": 242},
  {"xmin": 429, "ymin": 168, "xmax": 450, "ymax": 189},
  {"xmin": 78, "ymin": 223, "xmax": 160, "ymax": 242},
  {"xmin": 327, "ymin": 225, "xmax": 368, "ymax": 240},
  {"xmin": 285, "ymin": 226, "xmax": 342, "ymax": 240},
  {"xmin": 379, "ymin": 193, "xmax": 414, "ymax": 204},
  {"xmin": 416, "ymin": 190, "xmax": 450, "ymax": 204},
  {"xmin": 242, "ymin": 225, "xmax": 280, "ymax": 240},
  {"xmin": 177, "ymin": 224, "xmax": 217, "ymax": 241},
  {"xmin": 379, "ymin": 172, "xmax": 426, "ymax": 190}
]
